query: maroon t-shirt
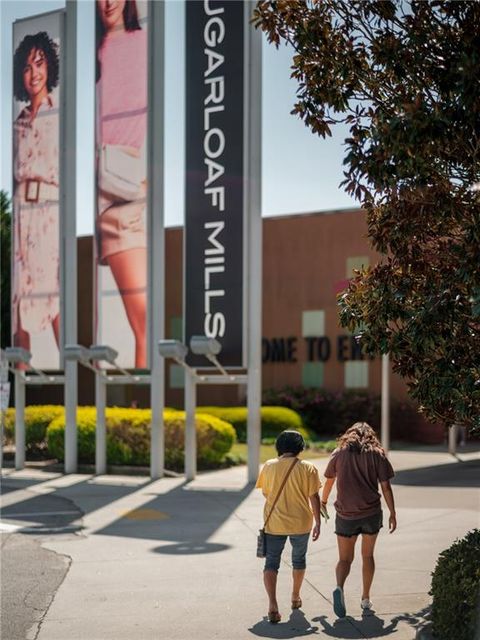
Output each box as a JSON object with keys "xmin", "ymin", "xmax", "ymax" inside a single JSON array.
[{"xmin": 324, "ymin": 447, "xmax": 394, "ymax": 519}]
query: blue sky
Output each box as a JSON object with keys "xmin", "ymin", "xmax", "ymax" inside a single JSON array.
[{"xmin": 1, "ymin": 0, "xmax": 356, "ymax": 236}]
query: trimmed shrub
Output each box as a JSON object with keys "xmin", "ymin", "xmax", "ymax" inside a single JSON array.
[
  {"xmin": 46, "ymin": 407, "xmax": 236, "ymax": 470},
  {"xmin": 430, "ymin": 529, "xmax": 480, "ymax": 640},
  {"xmin": 4, "ymin": 405, "xmax": 64, "ymax": 452},
  {"xmin": 197, "ymin": 406, "xmax": 307, "ymax": 442}
]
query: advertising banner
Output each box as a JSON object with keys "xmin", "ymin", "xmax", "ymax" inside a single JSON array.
[
  {"xmin": 94, "ymin": 0, "xmax": 149, "ymax": 369},
  {"xmin": 12, "ymin": 10, "xmax": 63, "ymax": 370},
  {"xmin": 185, "ymin": 0, "xmax": 245, "ymax": 368}
]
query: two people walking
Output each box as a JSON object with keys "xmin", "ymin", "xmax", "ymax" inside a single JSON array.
[{"xmin": 256, "ymin": 423, "xmax": 396, "ymax": 622}]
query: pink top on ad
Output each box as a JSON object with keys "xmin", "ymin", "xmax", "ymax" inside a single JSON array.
[
  {"xmin": 14, "ymin": 95, "xmax": 59, "ymax": 185},
  {"xmin": 97, "ymin": 28, "xmax": 147, "ymax": 150}
]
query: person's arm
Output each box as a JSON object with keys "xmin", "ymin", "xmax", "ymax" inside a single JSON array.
[
  {"xmin": 380, "ymin": 480, "xmax": 397, "ymax": 533},
  {"xmin": 309, "ymin": 492, "xmax": 321, "ymax": 541},
  {"xmin": 321, "ymin": 476, "xmax": 335, "ymax": 506}
]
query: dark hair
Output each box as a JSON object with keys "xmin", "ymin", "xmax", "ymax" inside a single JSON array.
[
  {"xmin": 275, "ymin": 430, "xmax": 305, "ymax": 456},
  {"xmin": 13, "ymin": 32, "xmax": 59, "ymax": 103},
  {"xmin": 338, "ymin": 422, "xmax": 384, "ymax": 454},
  {"xmin": 95, "ymin": 0, "xmax": 141, "ymax": 81}
]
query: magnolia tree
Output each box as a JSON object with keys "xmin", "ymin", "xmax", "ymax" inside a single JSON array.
[{"xmin": 254, "ymin": 1, "xmax": 480, "ymax": 432}]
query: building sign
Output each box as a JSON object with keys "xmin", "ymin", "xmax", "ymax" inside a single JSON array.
[
  {"xmin": 12, "ymin": 10, "xmax": 63, "ymax": 370},
  {"xmin": 185, "ymin": 0, "xmax": 245, "ymax": 367},
  {"xmin": 94, "ymin": 0, "xmax": 149, "ymax": 369},
  {"xmin": 262, "ymin": 335, "xmax": 374, "ymax": 364}
]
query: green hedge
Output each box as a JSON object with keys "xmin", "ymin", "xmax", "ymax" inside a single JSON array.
[
  {"xmin": 429, "ymin": 529, "xmax": 480, "ymax": 640},
  {"xmin": 196, "ymin": 406, "xmax": 307, "ymax": 442},
  {"xmin": 46, "ymin": 407, "xmax": 236, "ymax": 470},
  {"xmin": 4, "ymin": 405, "xmax": 64, "ymax": 452}
]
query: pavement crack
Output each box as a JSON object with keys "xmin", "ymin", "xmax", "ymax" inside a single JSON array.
[{"xmin": 32, "ymin": 551, "xmax": 72, "ymax": 640}]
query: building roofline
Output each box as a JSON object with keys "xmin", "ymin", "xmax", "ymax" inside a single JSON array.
[
  {"xmin": 77, "ymin": 206, "xmax": 365, "ymax": 237},
  {"xmin": 262, "ymin": 206, "xmax": 363, "ymax": 222}
]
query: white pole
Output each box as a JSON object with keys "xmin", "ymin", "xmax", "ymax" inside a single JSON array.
[
  {"xmin": 64, "ymin": 1, "xmax": 78, "ymax": 474},
  {"xmin": 448, "ymin": 424, "xmax": 457, "ymax": 455},
  {"xmin": 148, "ymin": 0, "xmax": 165, "ymax": 479},
  {"xmin": 381, "ymin": 353, "xmax": 390, "ymax": 453},
  {"xmin": 14, "ymin": 372, "xmax": 25, "ymax": 470},
  {"xmin": 246, "ymin": 1, "xmax": 263, "ymax": 483},
  {"xmin": 95, "ymin": 374, "xmax": 107, "ymax": 474},
  {"xmin": 185, "ymin": 371, "xmax": 197, "ymax": 481}
]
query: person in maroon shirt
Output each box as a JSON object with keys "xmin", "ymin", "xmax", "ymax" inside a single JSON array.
[{"xmin": 321, "ymin": 422, "xmax": 397, "ymax": 618}]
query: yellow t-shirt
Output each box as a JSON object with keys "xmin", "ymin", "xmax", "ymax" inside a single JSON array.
[{"xmin": 256, "ymin": 457, "xmax": 322, "ymax": 535}]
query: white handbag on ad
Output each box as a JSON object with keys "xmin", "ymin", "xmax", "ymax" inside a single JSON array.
[{"xmin": 98, "ymin": 144, "xmax": 144, "ymax": 202}]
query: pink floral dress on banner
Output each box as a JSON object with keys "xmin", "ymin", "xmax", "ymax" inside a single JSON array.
[{"xmin": 13, "ymin": 95, "xmax": 60, "ymax": 335}]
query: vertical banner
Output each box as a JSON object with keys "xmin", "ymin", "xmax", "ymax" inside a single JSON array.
[
  {"xmin": 12, "ymin": 11, "xmax": 63, "ymax": 370},
  {"xmin": 185, "ymin": 0, "xmax": 245, "ymax": 368},
  {"xmin": 95, "ymin": 0, "xmax": 149, "ymax": 369}
]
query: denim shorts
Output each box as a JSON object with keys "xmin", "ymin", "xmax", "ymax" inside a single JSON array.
[
  {"xmin": 264, "ymin": 532, "xmax": 310, "ymax": 573},
  {"xmin": 335, "ymin": 511, "xmax": 383, "ymax": 538}
]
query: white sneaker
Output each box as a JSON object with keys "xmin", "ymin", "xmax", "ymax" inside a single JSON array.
[{"xmin": 361, "ymin": 598, "xmax": 373, "ymax": 611}]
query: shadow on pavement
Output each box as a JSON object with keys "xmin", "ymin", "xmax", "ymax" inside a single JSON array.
[
  {"xmin": 95, "ymin": 480, "xmax": 254, "ymax": 554},
  {"xmin": 314, "ymin": 613, "xmax": 399, "ymax": 638},
  {"xmin": 0, "ymin": 475, "xmax": 58, "ymax": 495},
  {"xmin": 151, "ymin": 541, "xmax": 230, "ymax": 554},
  {"xmin": 1, "ymin": 475, "xmax": 150, "ymax": 533},
  {"xmin": 392, "ymin": 459, "xmax": 480, "ymax": 488},
  {"xmin": 312, "ymin": 604, "xmax": 431, "ymax": 639},
  {"xmin": 249, "ymin": 609, "xmax": 319, "ymax": 637},
  {"xmin": 1, "ymin": 471, "xmax": 255, "ymax": 553}
]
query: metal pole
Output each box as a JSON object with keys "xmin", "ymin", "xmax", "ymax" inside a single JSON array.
[
  {"xmin": 95, "ymin": 374, "xmax": 107, "ymax": 474},
  {"xmin": 148, "ymin": 0, "xmax": 165, "ymax": 479},
  {"xmin": 14, "ymin": 372, "xmax": 25, "ymax": 470},
  {"xmin": 246, "ymin": 1, "xmax": 263, "ymax": 483},
  {"xmin": 381, "ymin": 353, "xmax": 390, "ymax": 453},
  {"xmin": 185, "ymin": 371, "xmax": 197, "ymax": 481},
  {"xmin": 64, "ymin": 1, "xmax": 78, "ymax": 473},
  {"xmin": 0, "ymin": 408, "xmax": 3, "ymax": 473},
  {"xmin": 448, "ymin": 424, "xmax": 457, "ymax": 455}
]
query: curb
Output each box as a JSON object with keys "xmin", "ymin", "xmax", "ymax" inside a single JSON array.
[{"xmin": 2, "ymin": 459, "xmax": 182, "ymax": 477}]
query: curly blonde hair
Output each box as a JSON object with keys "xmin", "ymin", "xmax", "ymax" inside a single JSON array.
[{"xmin": 337, "ymin": 422, "xmax": 384, "ymax": 454}]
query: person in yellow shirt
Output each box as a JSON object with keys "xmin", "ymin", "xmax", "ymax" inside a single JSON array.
[{"xmin": 256, "ymin": 430, "xmax": 322, "ymax": 623}]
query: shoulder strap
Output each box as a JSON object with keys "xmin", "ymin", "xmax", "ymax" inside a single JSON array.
[{"xmin": 264, "ymin": 458, "xmax": 299, "ymax": 529}]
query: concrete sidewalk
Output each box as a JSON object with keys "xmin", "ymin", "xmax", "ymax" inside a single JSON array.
[{"xmin": 1, "ymin": 448, "xmax": 479, "ymax": 640}]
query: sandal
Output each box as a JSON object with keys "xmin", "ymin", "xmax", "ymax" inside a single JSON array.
[
  {"xmin": 291, "ymin": 598, "xmax": 302, "ymax": 609},
  {"xmin": 268, "ymin": 611, "xmax": 281, "ymax": 624}
]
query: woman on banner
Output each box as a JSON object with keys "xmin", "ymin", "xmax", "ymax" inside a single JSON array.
[
  {"xmin": 321, "ymin": 422, "xmax": 397, "ymax": 618},
  {"xmin": 96, "ymin": 0, "xmax": 148, "ymax": 368},
  {"xmin": 12, "ymin": 31, "xmax": 61, "ymax": 362}
]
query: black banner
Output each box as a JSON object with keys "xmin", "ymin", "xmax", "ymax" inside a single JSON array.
[{"xmin": 185, "ymin": 0, "xmax": 244, "ymax": 368}]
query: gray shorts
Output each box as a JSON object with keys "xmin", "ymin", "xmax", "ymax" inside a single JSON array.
[{"xmin": 335, "ymin": 511, "xmax": 383, "ymax": 538}]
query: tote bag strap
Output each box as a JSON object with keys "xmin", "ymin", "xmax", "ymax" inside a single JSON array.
[{"xmin": 263, "ymin": 458, "xmax": 299, "ymax": 529}]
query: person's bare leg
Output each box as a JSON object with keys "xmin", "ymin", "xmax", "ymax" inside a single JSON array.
[
  {"xmin": 361, "ymin": 533, "xmax": 378, "ymax": 600},
  {"xmin": 336, "ymin": 535, "xmax": 357, "ymax": 589},
  {"xmin": 264, "ymin": 570, "xmax": 279, "ymax": 613},
  {"xmin": 14, "ymin": 308, "xmax": 30, "ymax": 370},
  {"xmin": 52, "ymin": 314, "xmax": 60, "ymax": 348},
  {"xmin": 107, "ymin": 248, "xmax": 147, "ymax": 367},
  {"xmin": 292, "ymin": 569, "xmax": 305, "ymax": 602}
]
